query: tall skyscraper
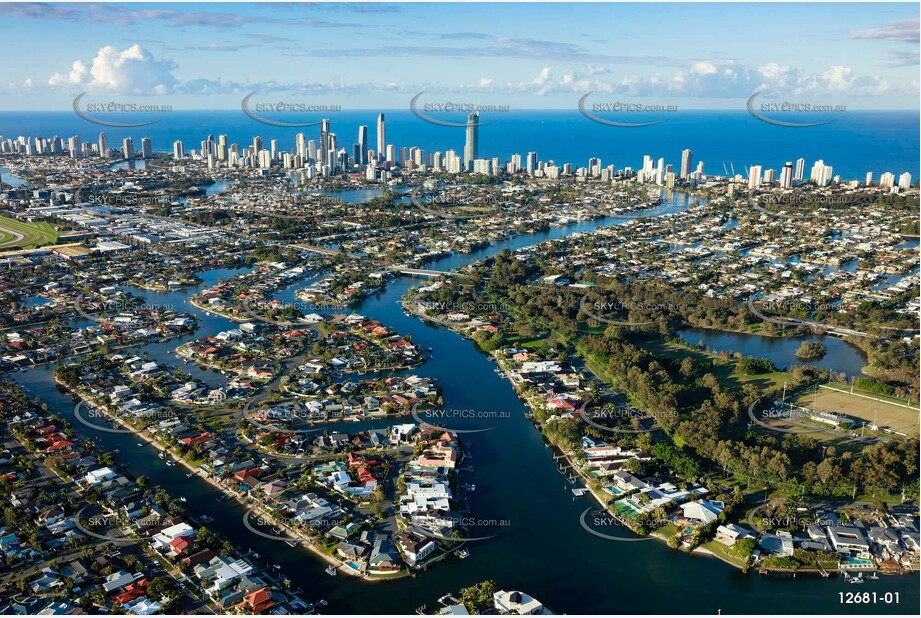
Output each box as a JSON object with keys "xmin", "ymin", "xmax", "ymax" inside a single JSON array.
[
  {"xmin": 780, "ymin": 162, "xmax": 794, "ymax": 189},
  {"xmin": 810, "ymin": 160, "xmax": 833, "ymax": 186},
  {"xmin": 898, "ymin": 172, "xmax": 912, "ymax": 190},
  {"xmin": 526, "ymin": 152, "xmax": 538, "ymax": 175},
  {"xmin": 140, "ymin": 137, "xmax": 152, "ymax": 159},
  {"xmin": 122, "ymin": 137, "xmax": 134, "ymax": 160},
  {"xmin": 794, "ymin": 158, "xmax": 805, "ymax": 182},
  {"xmin": 320, "ymin": 119, "xmax": 331, "ymax": 165},
  {"xmin": 358, "ymin": 125, "xmax": 368, "ymax": 165},
  {"xmin": 253, "ymin": 136, "xmax": 263, "ymax": 155},
  {"xmin": 463, "ymin": 111, "xmax": 479, "ymax": 172},
  {"xmin": 218, "ymin": 134, "xmax": 228, "ymax": 161},
  {"xmin": 296, "ymin": 133, "xmax": 307, "ymax": 161},
  {"xmin": 377, "ymin": 114, "xmax": 386, "ymax": 163},
  {"xmin": 173, "ymin": 140, "xmax": 184, "ymax": 159},
  {"xmin": 748, "ymin": 165, "xmax": 762, "ymax": 189},
  {"xmin": 865, "ymin": 172, "xmax": 873, "ymax": 187},
  {"xmin": 680, "ymin": 149, "xmax": 693, "ymax": 179},
  {"xmin": 67, "ymin": 136, "xmax": 81, "ymax": 159},
  {"xmin": 98, "ymin": 132, "xmax": 108, "ymax": 158}
]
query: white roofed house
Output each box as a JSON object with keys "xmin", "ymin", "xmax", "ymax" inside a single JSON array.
[
  {"xmin": 494, "ymin": 590, "xmax": 552, "ymax": 615},
  {"xmin": 390, "ymin": 423, "xmax": 417, "ymax": 445},
  {"xmin": 150, "ymin": 522, "xmax": 196, "ymax": 553},
  {"xmin": 83, "ymin": 466, "xmax": 117, "ymax": 485},
  {"xmin": 680, "ymin": 499, "xmax": 725, "ymax": 524},
  {"xmin": 715, "ymin": 523, "xmax": 754, "ymax": 547},
  {"xmin": 192, "ymin": 555, "xmax": 254, "ymax": 597}
]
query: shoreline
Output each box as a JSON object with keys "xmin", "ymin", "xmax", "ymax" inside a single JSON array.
[
  {"xmin": 52, "ymin": 374, "xmax": 391, "ymax": 583},
  {"xmin": 404, "ymin": 296, "xmax": 898, "ymax": 580}
]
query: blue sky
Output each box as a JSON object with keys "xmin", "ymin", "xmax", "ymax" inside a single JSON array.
[{"xmin": 1, "ymin": 2, "xmax": 918, "ymax": 110}]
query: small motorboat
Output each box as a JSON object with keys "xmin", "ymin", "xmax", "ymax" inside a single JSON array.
[{"xmin": 179, "ymin": 496, "xmax": 187, "ymax": 503}]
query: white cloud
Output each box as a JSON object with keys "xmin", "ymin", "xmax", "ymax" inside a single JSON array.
[
  {"xmin": 49, "ymin": 44, "xmax": 178, "ymax": 95},
  {"xmin": 474, "ymin": 60, "xmax": 912, "ymax": 100}
]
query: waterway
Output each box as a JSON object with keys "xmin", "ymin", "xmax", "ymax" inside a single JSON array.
[
  {"xmin": 678, "ymin": 328, "xmax": 869, "ymax": 380},
  {"xmin": 9, "ymin": 191, "xmax": 917, "ymax": 614}
]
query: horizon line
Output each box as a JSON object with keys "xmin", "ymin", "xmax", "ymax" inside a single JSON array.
[{"xmin": 2, "ymin": 108, "xmax": 919, "ymax": 113}]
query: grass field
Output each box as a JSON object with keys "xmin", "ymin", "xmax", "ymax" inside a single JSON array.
[
  {"xmin": 790, "ymin": 386, "xmax": 920, "ymax": 437},
  {"xmin": 638, "ymin": 337, "xmax": 789, "ymax": 392},
  {"xmin": 0, "ymin": 215, "xmax": 59, "ymax": 249}
]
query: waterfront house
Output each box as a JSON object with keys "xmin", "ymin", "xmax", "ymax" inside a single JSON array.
[
  {"xmin": 715, "ymin": 524, "xmax": 754, "ymax": 547},
  {"xmin": 826, "ymin": 525, "xmax": 871, "ymax": 558},
  {"xmin": 494, "ymin": 590, "xmax": 549, "ymax": 615},
  {"xmin": 759, "ymin": 531, "xmax": 795, "ymax": 557},
  {"xmin": 680, "ymin": 500, "xmax": 725, "ymax": 524},
  {"xmin": 368, "ymin": 537, "xmax": 401, "ymax": 574},
  {"xmin": 394, "ymin": 529, "xmax": 435, "ymax": 566}
]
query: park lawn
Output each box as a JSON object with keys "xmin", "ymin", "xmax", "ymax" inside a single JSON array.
[
  {"xmin": 834, "ymin": 382, "xmax": 920, "ymax": 409},
  {"xmin": 790, "ymin": 386, "xmax": 919, "ymax": 437},
  {"xmin": 502, "ymin": 332, "xmax": 547, "ymax": 350},
  {"xmin": 0, "ymin": 215, "xmax": 60, "ymax": 249},
  {"xmin": 700, "ymin": 539, "xmax": 749, "ymax": 567},
  {"xmin": 637, "ymin": 337, "xmax": 789, "ymax": 392}
]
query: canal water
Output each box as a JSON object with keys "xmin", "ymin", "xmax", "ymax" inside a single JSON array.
[
  {"xmin": 678, "ymin": 328, "xmax": 869, "ymax": 380},
  {"xmin": 10, "ymin": 192, "xmax": 917, "ymax": 614}
]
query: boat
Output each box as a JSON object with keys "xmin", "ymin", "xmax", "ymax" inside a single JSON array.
[
  {"xmin": 158, "ymin": 452, "xmax": 165, "ymax": 459},
  {"xmin": 325, "ymin": 565, "xmax": 338, "ymax": 576},
  {"xmin": 186, "ymin": 473, "xmax": 194, "ymax": 478},
  {"xmin": 318, "ymin": 600, "xmax": 328, "ymax": 606},
  {"xmin": 165, "ymin": 461, "xmax": 174, "ymax": 466},
  {"xmin": 457, "ymin": 548, "xmax": 470, "ymax": 559},
  {"xmin": 846, "ymin": 573, "xmax": 865, "ymax": 584},
  {"xmin": 272, "ymin": 564, "xmax": 282, "ymax": 571},
  {"xmin": 179, "ymin": 496, "xmax": 187, "ymax": 503},
  {"xmin": 866, "ymin": 572, "xmax": 879, "ymax": 580}
]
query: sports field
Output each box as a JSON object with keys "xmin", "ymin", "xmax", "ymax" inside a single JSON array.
[
  {"xmin": 0, "ymin": 215, "xmax": 59, "ymax": 249},
  {"xmin": 790, "ymin": 385, "xmax": 920, "ymax": 436}
]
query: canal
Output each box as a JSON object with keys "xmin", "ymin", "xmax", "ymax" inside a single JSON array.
[{"xmin": 10, "ymin": 191, "xmax": 917, "ymax": 614}]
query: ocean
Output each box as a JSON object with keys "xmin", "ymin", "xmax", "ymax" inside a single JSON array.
[{"xmin": 0, "ymin": 109, "xmax": 917, "ymax": 181}]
